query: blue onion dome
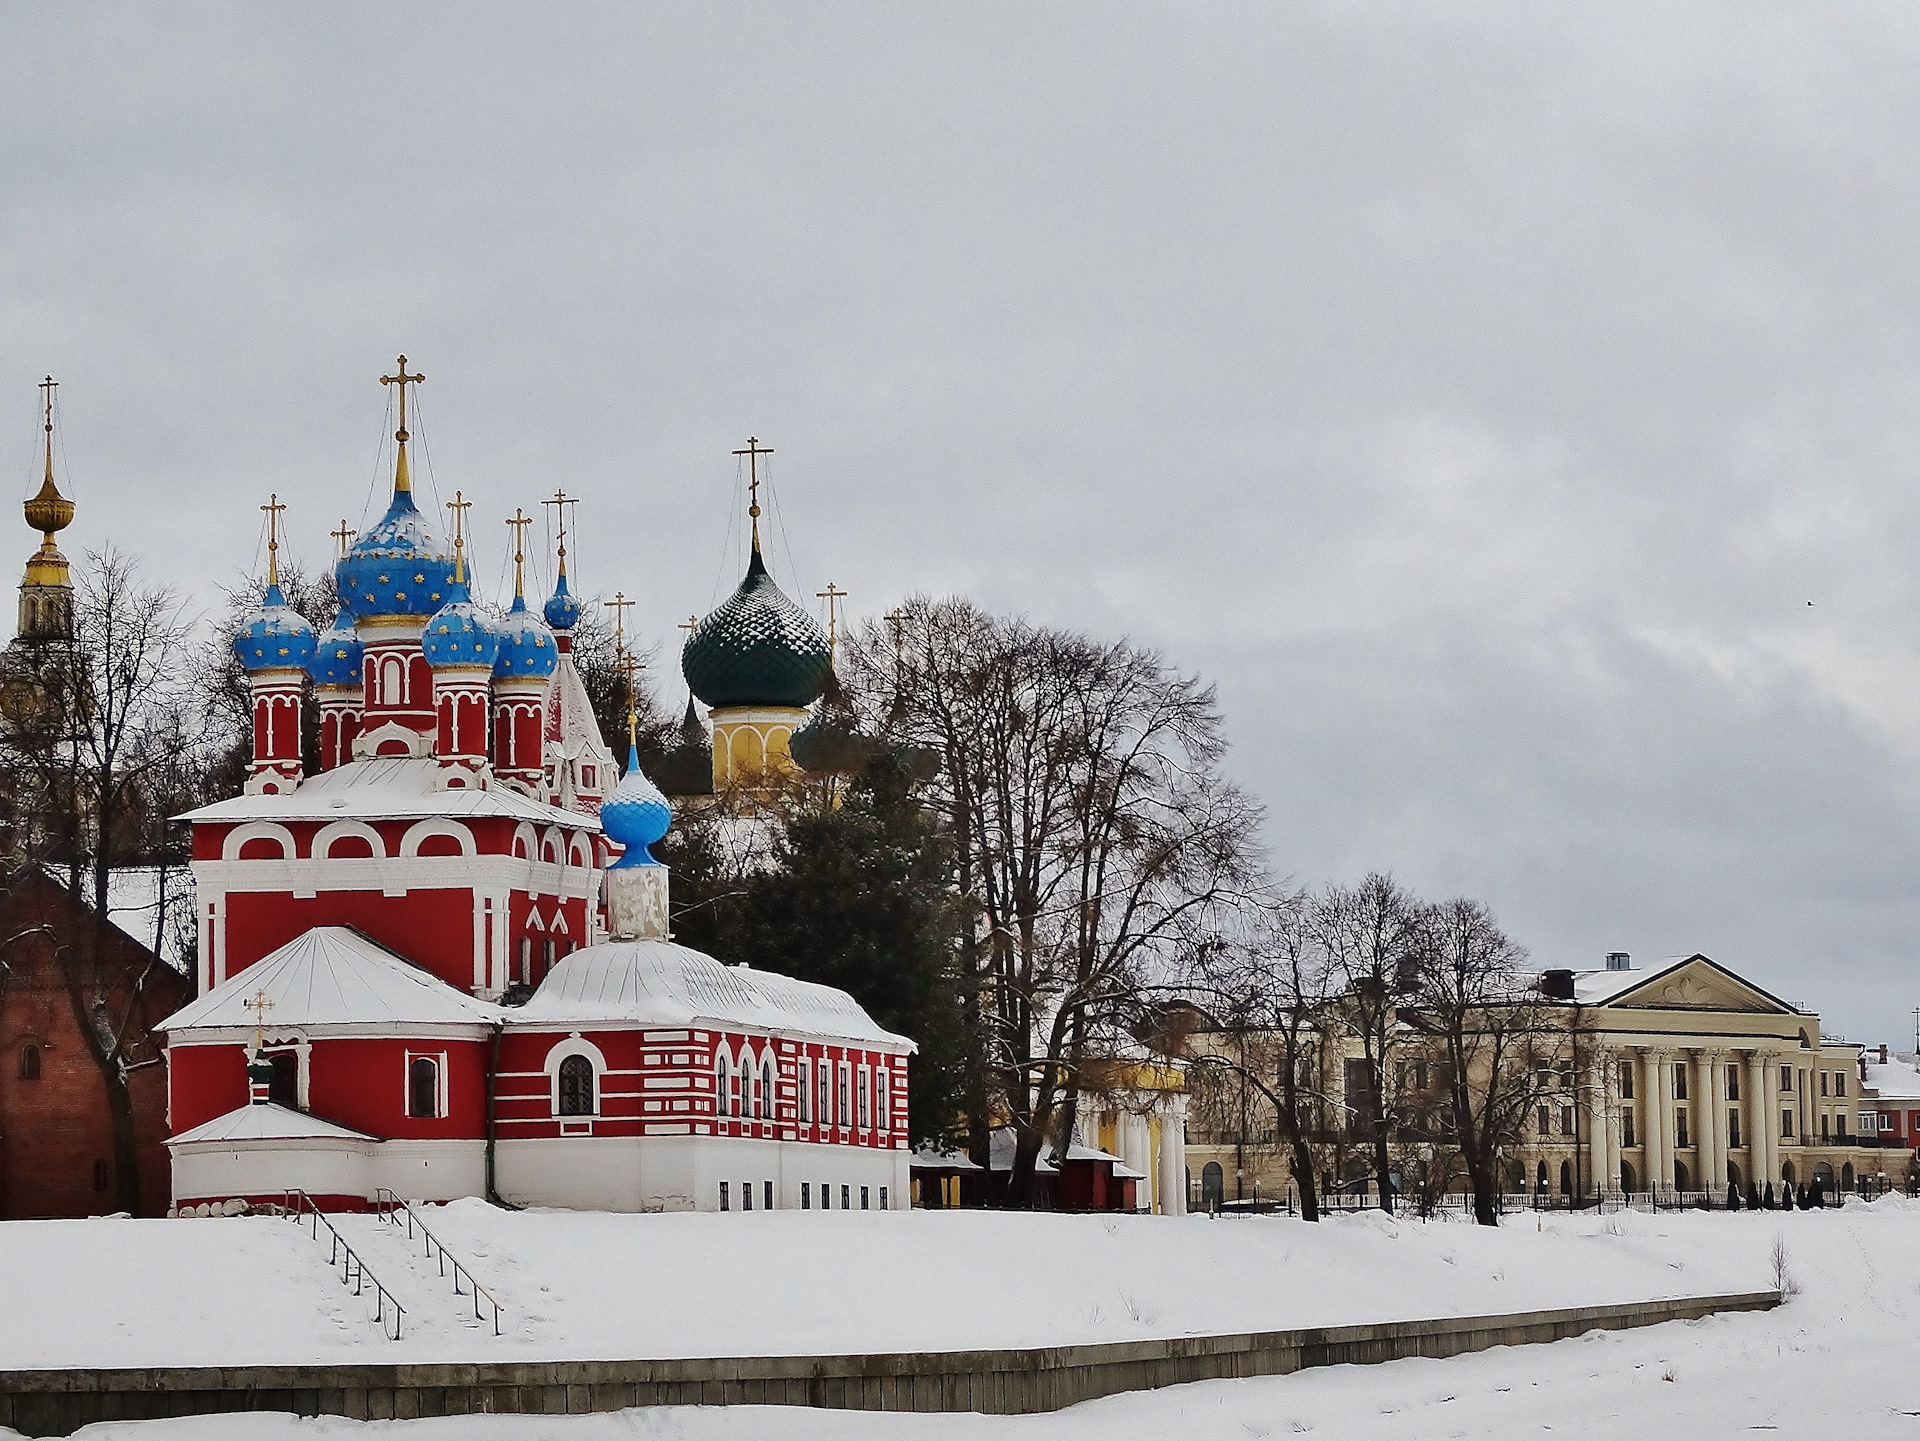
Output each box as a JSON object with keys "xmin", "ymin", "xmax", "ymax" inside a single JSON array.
[
  {"xmin": 336, "ymin": 487, "xmax": 454, "ymax": 620},
  {"xmin": 543, "ymin": 571, "xmax": 582, "ymax": 632},
  {"xmin": 233, "ymin": 584, "xmax": 319, "ymax": 673},
  {"xmin": 681, "ymin": 548, "xmax": 833, "ymax": 709},
  {"xmin": 422, "ymin": 576, "xmax": 502, "ymax": 671},
  {"xmin": 306, "ymin": 605, "xmax": 364, "ymax": 687},
  {"xmin": 602, "ymin": 743, "xmax": 672, "ymax": 867},
  {"xmin": 493, "ymin": 593, "xmax": 559, "ymax": 680}
]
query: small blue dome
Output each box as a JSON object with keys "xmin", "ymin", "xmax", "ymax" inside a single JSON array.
[
  {"xmin": 602, "ymin": 744, "xmax": 671, "ymax": 867},
  {"xmin": 234, "ymin": 584, "xmax": 318, "ymax": 673},
  {"xmin": 543, "ymin": 572, "xmax": 582, "ymax": 632},
  {"xmin": 306, "ymin": 605, "xmax": 364, "ymax": 688},
  {"xmin": 493, "ymin": 593, "xmax": 559, "ymax": 679},
  {"xmin": 336, "ymin": 488, "xmax": 454, "ymax": 620},
  {"xmin": 423, "ymin": 577, "xmax": 502, "ymax": 671}
]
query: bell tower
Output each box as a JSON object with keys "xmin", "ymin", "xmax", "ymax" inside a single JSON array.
[{"xmin": 18, "ymin": 376, "xmax": 75, "ymax": 643}]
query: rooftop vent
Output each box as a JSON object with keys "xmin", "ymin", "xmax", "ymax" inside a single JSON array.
[{"xmin": 1604, "ymin": 951, "xmax": 1631, "ymax": 972}]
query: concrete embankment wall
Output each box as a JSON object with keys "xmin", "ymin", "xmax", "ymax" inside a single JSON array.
[{"xmin": 0, "ymin": 1290, "xmax": 1779, "ymax": 1438}]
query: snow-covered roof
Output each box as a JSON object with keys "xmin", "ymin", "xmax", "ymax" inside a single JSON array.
[
  {"xmin": 37, "ymin": 864, "xmax": 196, "ymax": 975},
  {"xmin": 161, "ymin": 926, "xmax": 503, "ymax": 1033},
  {"xmin": 1864, "ymin": 1056, "xmax": 1920, "ymax": 1102},
  {"xmin": 168, "ymin": 1101, "xmax": 376, "ymax": 1147},
  {"xmin": 910, "ymin": 1144, "xmax": 982, "ymax": 1172},
  {"xmin": 1562, "ymin": 953, "xmax": 1799, "ymax": 1012},
  {"xmin": 985, "ymin": 1130, "xmax": 1138, "ymax": 1176},
  {"xmin": 177, "ymin": 756, "xmax": 600, "ymax": 830},
  {"xmin": 514, "ymin": 937, "xmax": 912, "ymax": 1050}
]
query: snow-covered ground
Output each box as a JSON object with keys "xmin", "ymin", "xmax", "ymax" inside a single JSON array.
[
  {"xmin": 0, "ymin": 1200, "xmax": 1766, "ymax": 1369},
  {"xmin": 12, "ymin": 1201, "xmax": 1919, "ymax": 1440}
]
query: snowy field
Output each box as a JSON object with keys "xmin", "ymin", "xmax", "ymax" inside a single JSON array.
[
  {"xmin": 6, "ymin": 1200, "xmax": 1916, "ymax": 1440},
  {"xmin": 0, "ymin": 1200, "xmax": 1768, "ymax": 1369},
  {"xmin": 0, "ymin": 1197, "xmax": 1904, "ymax": 1435}
]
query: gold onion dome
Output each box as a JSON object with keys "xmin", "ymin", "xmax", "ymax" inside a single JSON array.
[{"xmin": 681, "ymin": 548, "xmax": 832, "ymax": 709}]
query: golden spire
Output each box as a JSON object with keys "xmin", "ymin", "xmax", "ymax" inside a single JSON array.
[
  {"xmin": 542, "ymin": 489, "xmax": 577, "ymax": 580},
  {"xmin": 330, "ymin": 519, "xmax": 357, "ymax": 559},
  {"xmin": 505, "ymin": 508, "xmax": 532, "ymax": 599},
  {"xmin": 732, "ymin": 437, "xmax": 772, "ymax": 553},
  {"xmin": 379, "ymin": 355, "xmax": 424, "ymax": 495},
  {"xmin": 444, "ymin": 490, "xmax": 471, "ymax": 584},
  {"xmin": 24, "ymin": 376, "xmax": 74, "ymax": 551},
  {"xmin": 260, "ymin": 493, "xmax": 287, "ymax": 588},
  {"xmin": 817, "ymin": 581, "xmax": 847, "ymax": 663},
  {"xmin": 619, "ymin": 648, "xmax": 645, "ymax": 750}
]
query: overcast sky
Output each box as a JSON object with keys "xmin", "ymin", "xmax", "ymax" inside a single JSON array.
[{"xmin": 4, "ymin": 5, "xmax": 1919, "ymax": 1041}]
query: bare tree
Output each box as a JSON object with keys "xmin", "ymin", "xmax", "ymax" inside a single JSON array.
[
  {"xmin": 845, "ymin": 597, "xmax": 1262, "ymax": 1207},
  {"xmin": 1402, "ymin": 896, "xmax": 1567, "ymax": 1225},
  {"xmin": 1315, "ymin": 874, "xmax": 1421, "ymax": 1213}
]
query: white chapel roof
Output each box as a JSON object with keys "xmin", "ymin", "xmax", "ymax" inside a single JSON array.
[
  {"xmin": 169, "ymin": 1100, "xmax": 378, "ymax": 1147},
  {"xmin": 177, "ymin": 756, "xmax": 599, "ymax": 829},
  {"xmin": 514, "ymin": 938, "xmax": 913, "ymax": 1051},
  {"xmin": 161, "ymin": 926, "xmax": 503, "ymax": 1033},
  {"xmin": 1863, "ymin": 1055, "xmax": 1920, "ymax": 1102}
]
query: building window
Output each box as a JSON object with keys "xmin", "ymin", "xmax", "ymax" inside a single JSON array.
[
  {"xmin": 716, "ymin": 1055, "xmax": 730, "ymax": 1117},
  {"xmin": 880, "ymin": 1186, "xmax": 889, "ymax": 1211},
  {"xmin": 877, "ymin": 1069, "xmax": 890, "ymax": 1130},
  {"xmin": 558, "ymin": 1054, "xmax": 594, "ymax": 1117},
  {"xmin": 519, "ymin": 937, "xmax": 532, "ymax": 985},
  {"xmin": 1618, "ymin": 1060, "xmax": 1634, "ymax": 1100},
  {"xmin": 269, "ymin": 1052, "xmax": 299, "ymax": 1109},
  {"xmin": 1726, "ymin": 1065, "xmax": 1740, "ymax": 1102},
  {"xmin": 1780, "ymin": 1065, "xmax": 1792, "ymax": 1093},
  {"xmin": 859, "ymin": 1069, "xmax": 871, "ymax": 1129},
  {"xmin": 800, "ymin": 1060, "xmax": 812, "ymax": 1123},
  {"xmin": 838, "ymin": 1065, "xmax": 850, "ymax": 1127},
  {"xmin": 861, "ymin": 1186, "xmax": 870, "ymax": 1210},
  {"xmin": 761, "ymin": 1061, "xmax": 772, "ymax": 1121},
  {"xmin": 408, "ymin": 1056, "xmax": 441, "ymax": 1119},
  {"xmin": 543, "ymin": 938, "xmax": 556, "ymax": 979},
  {"xmin": 1537, "ymin": 1105, "xmax": 1550, "ymax": 1137},
  {"xmin": 821, "ymin": 1181, "xmax": 831, "ymax": 1209},
  {"xmin": 18, "ymin": 1044, "xmax": 40, "ymax": 1081},
  {"xmin": 1674, "ymin": 1108, "xmax": 1689, "ymax": 1149},
  {"xmin": 720, "ymin": 1182, "xmax": 729, "ymax": 1211},
  {"xmin": 1836, "ymin": 1071, "xmax": 1846, "ymax": 1098},
  {"xmin": 765, "ymin": 1180, "xmax": 774, "ymax": 1211},
  {"xmin": 1673, "ymin": 1065, "xmax": 1688, "ymax": 1101},
  {"xmin": 1728, "ymin": 1109, "xmax": 1741, "ymax": 1149},
  {"xmin": 743, "ymin": 1180, "xmax": 753, "ymax": 1211},
  {"xmin": 842, "ymin": 1185, "xmax": 850, "ymax": 1210},
  {"xmin": 1781, "ymin": 1108, "xmax": 1794, "ymax": 1139},
  {"xmin": 1560, "ymin": 1105, "xmax": 1574, "ymax": 1136},
  {"xmin": 816, "ymin": 1063, "xmax": 829, "ymax": 1125},
  {"xmin": 92, "ymin": 1158, "xmax": 109, "ymax": 1192},
  {"xmin": 1622, "ymin": 1106, "xmax": 1636, "ymax": 1148},
  {"xmin": 802, "ymin": 1182, "xmax": 810, "ymax": 1209},
  {"xmin": 1820, "ymin": 1113, "xmax": 1830, "ymax": 1142},
  {"xmin": 1820, "ymin": 1071, "xmax": 1829, "ymax": 1097},
  {"xmin": 1883, "ymin": 1112, "xmax": 1897, "ymax": 1133}
]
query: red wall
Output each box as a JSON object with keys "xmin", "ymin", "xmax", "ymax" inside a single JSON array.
[
  {"xmin": 224, "ymin": 887, "xmax": 477, "ymax": 991},
  {"xmin": 171, "ymin": 1035, "xmax": 491, "ymax": 1140}
]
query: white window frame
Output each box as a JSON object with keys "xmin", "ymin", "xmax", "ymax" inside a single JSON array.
[
  {"xmin": 402, "ymin": 1050, "xmax": 449, "ymax": 1120},
  {"xmin": 545, "ymin": 1036, "xmax": 606, "ymax": 1120}
]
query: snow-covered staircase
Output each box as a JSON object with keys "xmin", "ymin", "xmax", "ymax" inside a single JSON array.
[{"xmin": 328, "ymin": 1195, "xmax": 504, "ymax": 1345}]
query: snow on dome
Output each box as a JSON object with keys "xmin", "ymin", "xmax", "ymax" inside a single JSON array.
[
  {"xmin": 169, "ymin": 1100, "xmax": 377, "ymax": 1147},
  {"xmin": 543, "ymin": 571, "xmax": 582, "ymax": 632},
  {"xmin": 160, "ymin": 926, "xmax": 504, "ymax": 1033},
  {"xmin": 681, "ymin": 548, "xmax": 832, "ymax": 709},
  {"xmin": 517, "ymin": 937, "xmax": 914, "ymax": 1050},
  {"xmin": 336, "ymin": 488, "xmax": 454, "ymax": 620},
  {"xmin": 602, "ymin": 745, "xmax": 671, "ymax": 867},
  {"xmin": 494, "ymin": 593, "xmax": 559, "ymax": 679},
  {"xmin": 233, "ymin": 584, "xmax": 318, "ymax": 673},
  {"xmin": 306, "ymin": 604, "xmax": 364, "ymax": 687},
  {"xmin": 422, "ymin": 576, "xmax": 502, "ymax": 671}
]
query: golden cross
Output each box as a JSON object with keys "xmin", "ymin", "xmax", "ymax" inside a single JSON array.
[
  {"xmin": 505, "ymin": 508, "xmax": 532, "ymax": 598},
  {"xmin": 37, "ymin": 376, "xmax": 56, "ymax": 489},
  {"xmin": 244, "ymin": 988, "xmax": 273, "ymax": 1053},
  {"xmin": 607, "ymin": 591, "xmax": 634, "ymax": 653},
  {"xmin": 817, "ymin": 581, "xmax": 847, "ymax": 660},
  {"xmin": 618, "ymin": 647, "xmax": 646, "ymax": 745},
  {"xmin": 261, "ymin": 493, "xmax": 287, "ymax": 588},
  {"xmin": 732, "ymin": 437, "xmax": 773, "ymax": 550},
  {"xmin": 444, "ymin": 490, "xmax": 472, "ymax": 582},
  {"xmin": 330, "ymin": 519, "xmax": 357, "ymax": 559},
  {"xmin": 379, "ymin": 355, "xmax": 424, "ymax": 443},
  {"xmin": 542, "ymin": 489, "xmax": 578, "ymax": 578},
  {"xmin": 678, "ymin": 613, "xmax": 699, "ymax": 640}
]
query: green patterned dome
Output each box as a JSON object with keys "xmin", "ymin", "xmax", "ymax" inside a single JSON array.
[{"xmin": 682, "ymin": 548, "xmax": 832, "ymax": 709}]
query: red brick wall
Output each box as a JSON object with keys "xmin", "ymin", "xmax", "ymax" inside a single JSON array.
[{"xmin": 0, "ymin": 870, "xmax": 190, "ymax": 1218}]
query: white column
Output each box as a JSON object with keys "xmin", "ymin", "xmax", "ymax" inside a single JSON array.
[
  {"xmin": 1749, "ymin": 1051, "xmax": 1773, "ymax": 1191},
  {"xmin": 1593, "ymin": 1051, "xmax": 1616, "ymax": 1196},
  {"xmin": 1643, "ymin": 1049, "xmax": 1668, "ymax": 1194},
  {"xmin": 1700, "ymin": 1050, "xmax": 1723, "ymax": 1195},
  {"xmin": 1158, "ymin": 1095, "xmax": 1187, "ymax": 1217}
]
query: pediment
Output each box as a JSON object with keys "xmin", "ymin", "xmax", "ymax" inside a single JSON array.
[{"xmin": 1603, "ymin": 955, "xmax": 1795, "ymax": 1015}]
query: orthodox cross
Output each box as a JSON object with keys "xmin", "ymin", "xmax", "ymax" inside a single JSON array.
[
  {"xmin": 379, "ymin": 355, "xmax": 424, "ymax": 443},
  {"xmin": 444, "ymin": 491, "xmax": 471, "ymax": 581},
  {"xmin": 260, "ymin": 493, "xmax": 286, "ymax": 588},
  {"xmin": 607, "ymin": 591, "xmax": 634, "ymax": 656},
  {"xmin": 38, "ymin": 375, "xmax": 55, "ymax": 465},
  {"xmin": 330, "ymin": 519, "xmax": 357, "ymax": 559},
  {"xmin": 678, "ymin": 613, "xmax": 699, "ymax": 641},
  {"xmin": 817, "ymin": 581, "xmax": 847, "ymax": 661},
  {"xmin": 885, "ymin": 606, "xmax": 907, "ymax": 677},
  {"xmin": 619, "ymin": 648, "xmax": 646, "ymax": 742},
  {"xmin": 732, "ymin": 437, "xmax": 772, "ymax": 551},
  {"xmin": 505, "ymin": 508, "xmax": 532, "ymax": 598},
  {"xmin": 542, "ymin": 489, "xmax": 578, "ymax": 578},
  {"xmin": 244, "ymin": 988, "xmax": 273, "ymax": 1054}
]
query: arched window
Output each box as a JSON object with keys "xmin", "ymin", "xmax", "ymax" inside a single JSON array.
[
  {"xmin": 1673, "ymin": 1160, "xmax": 1690, "ymax": 1192},
  {"xmin": 268, "ymin": 1052, "xmax": 298, "ymax": 1109},
  {"xmin": 519, "ymin": 937, "xmax": 532, "ymax": 985},
  {"xmin": 558, "ymin": 1055, "xmax": 595, "ymax": 1116},
  {"xmin": 1535, "ymin": 1160, "xmax": 1548, "ymax": 1192},
  {"xmin": 760, "ymin": 1061, "xmax": 772, "ymax": 1120},
  {"xmin": 1201, "ymin": 1161, "xmax": 1225, "ymax": 1206},
  {"xmin": 1619, "ymin": 1159, "xmax": 1637, "ymax": 1193},
  {"xmin": 1559, "ymin": 1160, "xmax": 1572, "ymax": 1196},
  {"xmin": 381, "ymin": 655, "xmax": 405, "ymax": 706},
  {"xmin": 716, "ymin": 1054, "xmax": 730, "ymax": 1117},
  {"xmin": 18, "ymin": 1044, "xmax": 40, "ymax": 1081},
  {"xmin": 408, "ymin": 1057, "xmax": 440, "ymax": 1119}
]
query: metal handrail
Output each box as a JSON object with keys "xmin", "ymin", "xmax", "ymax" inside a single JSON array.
[
  {"xmin": 280, "ymin": 1190, "xmax": 406, "ymax": 1341},
  {"xmin": 372, "ymin": 1188, "xmax": 503, "ymax": 1336}
]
